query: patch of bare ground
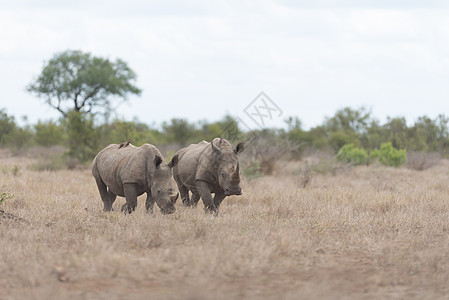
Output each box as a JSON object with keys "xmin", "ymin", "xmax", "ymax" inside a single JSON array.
[{"xmin": 1, "ymin": 152, "xmax": 449, "ymax": 299}]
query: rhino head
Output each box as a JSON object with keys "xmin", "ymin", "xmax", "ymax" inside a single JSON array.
[
  {"xmin": 211, "ymin": 139, "xmax": 245, "ymax": 196},
  {"xmin": 150, "ymin": 155, "xmax": 179, "ymax": 214}
]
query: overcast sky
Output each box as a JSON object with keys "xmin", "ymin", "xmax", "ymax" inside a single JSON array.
[{"xmin": 1, "ymin": 0, "xmax": 449, "ymax": 130}]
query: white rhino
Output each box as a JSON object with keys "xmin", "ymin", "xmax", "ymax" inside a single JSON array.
[
  {"xmin": 91, "ymin": 143, "xmax": 179, "ymax": 214},
  {"xmin": 173, "ymin": 138, "xmax": 244, "ymax": 213}
]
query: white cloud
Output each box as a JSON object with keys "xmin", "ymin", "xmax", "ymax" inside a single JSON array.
[{"xmin": 1, "ymin": 1, "xmax": 449, "ymax": 129}]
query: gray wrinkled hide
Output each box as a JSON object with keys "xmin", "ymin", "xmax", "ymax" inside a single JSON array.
[
  {"xmin": 173, "ymin": 138, "xmax": 244, "ymax": 213},
  {"xmin": 91, "ymin": 143, "xmax": 178, "ymax": 214}
]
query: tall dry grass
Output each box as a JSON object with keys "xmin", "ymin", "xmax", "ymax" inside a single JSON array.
[{"xmin": 1, "ymin": 149, "xmax": 449, "ymax": 299}]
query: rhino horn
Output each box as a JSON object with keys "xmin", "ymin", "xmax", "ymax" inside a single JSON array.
[{"xmin": 234, "ymin": 164, "xmax": 240, "ymax": 177}]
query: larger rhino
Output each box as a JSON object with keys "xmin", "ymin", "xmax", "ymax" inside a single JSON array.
[
  {"xmin": 91, "ymin": 143, "xmax": 179, "ymax": 214},
  {"xmin": 173, "ymin": 138, "xmax": 244, "ymax": 213}
]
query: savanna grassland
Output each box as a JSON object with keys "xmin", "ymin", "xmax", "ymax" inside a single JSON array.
[{"xmin": 1, "ymin": 150, "xmax": 449, "ymax": 300}]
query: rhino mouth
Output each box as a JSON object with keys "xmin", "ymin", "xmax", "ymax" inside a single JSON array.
[
  {"xmin": 225, "ymin": 188, "xmax": 242, "ymax": 196},
  {"xmin": 160, "ymin": 207, "xmax": 176, "ymax": 215}
]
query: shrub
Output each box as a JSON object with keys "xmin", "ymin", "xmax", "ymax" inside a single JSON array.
[
  {"xmin": 8, "ymin": 126, "xmax": 34, "ymax": 151},
  {"xmin": 34, "ymin": 120, "xmax": 65, "ymax": 147},
  {"xmin": 63, "ymin": 111, "xmax": 98, "ymax": 163},
  {"xmin": 336, "ymin": 144, "xmax": 367, "ymax": 165},
  {"xmin": 298, "ymin": 163, "xmax": 312, "ymax": 188},
  {"xmin": 370, "ymin": 142, "xmax": 406, "ymax": 167},
  {"xmin": 0, "ymin": 109, "xmax": 16, "ymax": 146},
  {"xmin": 108, "ymin": 121, "xmax": 139, "ymax": 145},
  {"xmin": 0, "ymin": 187, "xmax": 13, "ymax": 206},
  {"xmin": 242, "ymin": 160, "xmax": 263, "ymax": 180},
  {"xmin": 241, "ymin": 132, "xmax": 298, "ymax": 175},
  {"xmin": 329, "ymin": 131, "xmax": 360, "ymax": 153},
  {"xmin": 301, "ymin": 151, "xmax": 349, "ymax": 176},
  {"xmin": 406, "ymin": 151, "xmax": 441, "ymax": 171}
]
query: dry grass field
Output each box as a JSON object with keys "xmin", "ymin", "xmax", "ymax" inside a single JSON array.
[{"xmin": 1, "ymin": 149, "xmax": 449, "ymax": 300}]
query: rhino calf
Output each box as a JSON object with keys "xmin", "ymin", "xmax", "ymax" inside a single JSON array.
[
  {"xmin": 91, "ymin": 143, "xmax": 179, "ymax": 214},
  {"xmin": 173, "ymin": 138, "xmax": 244, "ymax": 213}
]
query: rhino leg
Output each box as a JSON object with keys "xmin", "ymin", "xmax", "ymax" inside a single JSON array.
[
  {"xmin": 122, "ymin": 183, "xmax": 138, "ymax": 214},
  {"xmin": 145, "ymin": 192, "xmax": 154, "ymax": 214},
  {"xmin": 213, "ymin": 191, "xmax": 226, "ymax": 209},
  {"xmin": 190, "ymin": 193, "xmax": 200, "ymax": 206},
  {"xmin": 106, "ymin": 189, "xmax": 117, "ymax": 211},
  {"xmin": 196, "ymin": 180, "xmax": 217, "ymax": 213},
  {"xmin": 94, "ymin": 177, "xmax": 116, "ymax": 212},
  {"xmin": 178, "ymin": 184, "xmax": 191, "ymax": 207}
]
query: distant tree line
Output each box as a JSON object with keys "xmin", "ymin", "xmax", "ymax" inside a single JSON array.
[
  {"xmin": 0, "ymin": 109, "xmax": 242, "ymax": 162},
  {"xmin": 286, "ymin": 107, "xmax": 449, "ymax": 155},
  {"xmin": 4, "ymin": 50, "xmax": 448, "ymax": 168},
  {"xmin": 1, "ymin": 107, "xmax": 449, "ymax": 164}
]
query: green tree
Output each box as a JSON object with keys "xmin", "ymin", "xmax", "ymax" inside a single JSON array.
[
  {"xmin": 213, "ymin": 115, "xmax": 242, "ymax": 143},
  {"xmin": 303, "ymin": 126, "xmax": 329, "ymax": 150},
  {"xmin": 162, "ymin": 118, "xmax": 197, "ymax": 146},
  {"xmin": 26, "ymin": 50, "xmax": 141, "ymax": 118},
  {"xmin": 34, "ymin": 120, "xmax": 65, "ymax": 147},
  {"xmin": 199, "ymin": 121, "xmax": 223, "ymax": 142},
  {"xmin": 10, "ymin": 126, "xmax": 34, "ymax": 151},
  {"xmin": 105, "ymin": 119, "xmax": 160, "ymax": 147},
  {"xmin": 363, "ymin": 120, "xmax": 389, "ymax": 150},
  {"xmin": 63, "ymin": 111, "xmax": 98, "ymax": 162},
  {"xmin": 321, "ymin": 107, "xmax": 372, "ymax": 152},
  {"xmin": 285, "ymin": 116, "xmax": 302, "ymax": 132},
  {"xmin": 408, "ymin": 115, "xmax": 449, "ymax": 152},
  {"xmin": 325, "ymin": 107, "xmax": 371, "ymax": 133},
  {"xmin": 0, "ymin": 109, "xmax": 16, "ymax": 146},
  {"xmin": 385, "ymin": 117, "xmax": 409, "ymax": 150},
  {"xmin": 285, "ymin": 116, "xmax": 306, "ymax": 154},
  {"xmin": 328, "ymin": 130, "xmax": 360, "ymax": 152},
  {"xmin": 109, "ymin": 121, "xmax": 138, "ymax": 144}
]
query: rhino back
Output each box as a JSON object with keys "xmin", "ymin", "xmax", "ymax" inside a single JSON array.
[
  {"xmin": 92, "ymin": 144, "xmax": 157, "ymax": 196},
  {"xmin": 174, "ymin": 141, "xmax": 217, "ymax": 187}
]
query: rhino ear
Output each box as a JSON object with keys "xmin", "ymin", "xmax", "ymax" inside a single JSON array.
[
  {"xmin": 211, "ymin": 139, "xmax": 223, "ymax": 156},
  {"xmin": 154, "ymin": 155, "xmax": 163, "ymax": 168},
  {"xmin": 234, "ymin": 142, "xmax": 245, "ymax": 155},
  {"xmin": 168, "ymin": 155, "xmax": 178, "ymax": 168}
]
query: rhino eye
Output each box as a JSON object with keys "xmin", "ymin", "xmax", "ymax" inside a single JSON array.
[{"xmin": 221, "ymin": 172, "xmax": 225, "ymax": 177}]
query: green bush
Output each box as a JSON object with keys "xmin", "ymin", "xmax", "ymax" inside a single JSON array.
[
  {"xmin": 0, "ymin": 187, "xmax": 13, "ymax": 206},
  {"xmin": 329, "ymin": 131, "xmax": 360, "ymax": 152},
  {"xmin": 63, "ymin": 111, "xmax": 99, "ymax": 163},
  {"xmin": 9, "ymin": 126, "xmax": 34, "ymax": 151},
  {"xmin": 336, "ymin": 144, "xmax": 368, "ymax": 165},
  {"xmin": 370, "ymin": 142, "xmax": 406, "ymax": 167},
  {"xmin": 0, "ymin": 110, "xmax": 33, "ymax": 150},
  {"xmin": 34, "ymin": 120, "xmax": 65, "ymax": 146},
  {"xmin": 242, "ymin": 160, "xmax": 263, "ymax": 180},
  {"xmin": 0, "ymin": 109, "xmax": 16, "ymax": 146},
  {"xmin": 109, "ymin": 120, "xmax": 139, "ymax": 144}
]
